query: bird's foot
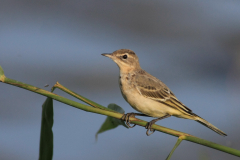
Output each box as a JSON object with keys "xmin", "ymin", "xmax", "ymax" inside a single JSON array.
[
  {"xmin": 145, "ymin": 121, "xmax": 155, "ymax": 136},
  {"xmin": 145, "ymin": 114, "xmax": 171, "ymax": 136},
  {"xmin": 121, "ymin": 112, "xmax": 137, "ymax": 128}
]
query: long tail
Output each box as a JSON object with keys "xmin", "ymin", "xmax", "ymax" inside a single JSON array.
[{"xmin": 194, "ymin": 114, "xmax": 227, "ymax": 136}]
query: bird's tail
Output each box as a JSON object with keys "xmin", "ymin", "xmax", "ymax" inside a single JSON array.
[{"xmin": 194, "ymin": 114, "xmax": 227, "ymax": 136}]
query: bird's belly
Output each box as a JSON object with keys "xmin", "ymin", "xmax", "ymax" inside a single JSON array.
[
  {"xmin": 131, "ymin": 96, "xmax": 168, "ymax": 117},
  {"xmin": 122, "ymin": 89, "xmax": 179, "ymax": 118}
]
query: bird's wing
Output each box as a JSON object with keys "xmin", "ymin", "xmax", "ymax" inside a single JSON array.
[{"xmin": 134, "ymin": 73, "xmax": 192, "ymax": 115}]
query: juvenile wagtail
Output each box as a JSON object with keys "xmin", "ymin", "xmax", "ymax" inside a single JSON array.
[{"xmin": 102, "ymin": 49, "xmax": 227, "ymax": 136}]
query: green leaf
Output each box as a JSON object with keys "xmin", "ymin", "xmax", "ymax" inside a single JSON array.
[
  {"xmin": 0, "ymin": 66, "xmax": 5, "ymax": 81},
  {"xmin": 95, "ymin": 103, "xmax": 128, "ymax": 140},
  {"xmin": 39, "ymin": 97, "xmax": 54, "ymax": 160},
  {"xmin": 107, "ymin": 103, "xmax": 125, "ymax": 114}
]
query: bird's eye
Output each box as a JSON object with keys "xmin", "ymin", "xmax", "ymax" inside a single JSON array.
[{"xmin": 122, "ymin": 55, "xmax": 128, "ymax": 59}]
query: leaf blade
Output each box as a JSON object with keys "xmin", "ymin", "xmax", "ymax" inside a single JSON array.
[
  {"xmin": 95, "ymin": 104, "xmax": 127, "ymax": 140},
  {"xmin": 39, "ymin": 97, "xmax": 54, "ymax": 160},
  {"xmin": 0, "ymin": 66, "xmax": 5, "ymax": 82}
]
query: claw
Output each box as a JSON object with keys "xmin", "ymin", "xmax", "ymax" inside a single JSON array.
[
  {"xmin": 121, "ymin": 113, "xmax": 136, "ymax": 128},
  {"xmin": 145, "ymin": 122, "xmax": 155, "ymax": 136},
  {"xmin": 145, "ymin": 114, "xmax": 171, "ymax": 136}
]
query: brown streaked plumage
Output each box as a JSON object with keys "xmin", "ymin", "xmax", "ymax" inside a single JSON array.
[{"xmin": 102, "ymin": 49, "xmax": 227, "ymax": 136}]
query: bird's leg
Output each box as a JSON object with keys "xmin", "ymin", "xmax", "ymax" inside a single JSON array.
[
  {"xmin": 146, "ymin": 114, "xmax": 171, "ymax": 136},
  {"xmin": 121, "ymin": 113, "xmax": 149, "ymax": 128}
]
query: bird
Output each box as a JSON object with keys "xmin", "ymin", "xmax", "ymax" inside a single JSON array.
[{"xmin": 101, "ymin": 49, "xmax": 227, "ymax": 136}]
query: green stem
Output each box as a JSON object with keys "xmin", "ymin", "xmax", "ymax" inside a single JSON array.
[
  {"xmin": 52, "ymin": 82, "xmax": 117, "ymax": 113},
  {"xmin": 166, "ymin": 136, "xmax": 184, "ymax": 160},
  {"xmin": 1, "ymin": 76, "xmax": 240, "ymax": 157},
  {"xmin": 1, "ymin": 77, "xmax": 122, "ymax": 118}
]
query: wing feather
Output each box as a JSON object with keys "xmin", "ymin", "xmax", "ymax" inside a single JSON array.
[{"xmin": 134, "ymin": 72, "xmax": 192, "ymax": 115}]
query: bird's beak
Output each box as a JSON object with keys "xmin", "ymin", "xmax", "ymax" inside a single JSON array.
[{"xmin": 101, "ymin": 53, "xmax": 113, "ymax": 58}]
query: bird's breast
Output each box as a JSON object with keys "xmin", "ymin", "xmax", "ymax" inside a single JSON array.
[
  {"xmin": 119, "ymin": 73, "xmax": 135, "ymax": 101},
  {"xmin": 119, "ymin": 73, "xmax": 168, "ymax": 117}
]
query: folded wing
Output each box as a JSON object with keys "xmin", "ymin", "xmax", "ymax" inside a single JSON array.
[{"xmin": 134, "ymin": 72, "xmax": 193, "ymax": 116}]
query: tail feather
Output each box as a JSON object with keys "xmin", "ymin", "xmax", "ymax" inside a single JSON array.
[{"xmin": 195, "ymin": 115, "xmax": 227, "ymax": 136}]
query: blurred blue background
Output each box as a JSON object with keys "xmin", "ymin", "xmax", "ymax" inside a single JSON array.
[{"xmin": 0, "ymin": 0, "xmax": 240, "ymax": 159}]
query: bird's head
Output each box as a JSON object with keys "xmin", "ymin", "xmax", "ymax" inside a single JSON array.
[{"xmin": 102, "ymin": 49, "xmax": 140, "ymax": 72}]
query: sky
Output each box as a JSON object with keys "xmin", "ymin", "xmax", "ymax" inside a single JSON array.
[{"xmin": 0, "ymin": 0, "xmax": 240, "ymax": 159}]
